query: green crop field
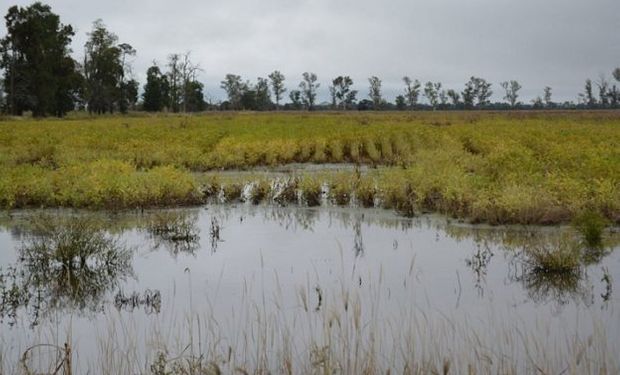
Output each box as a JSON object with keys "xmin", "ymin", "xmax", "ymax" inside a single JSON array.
[{"xmin": 0, "ymin": 111, "xmax": 618, "ymax": 224}]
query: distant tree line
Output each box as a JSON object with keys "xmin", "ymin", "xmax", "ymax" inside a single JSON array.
[{"xmin": 1, "ymin": 2, "xmax": 619, "ymax": 117}]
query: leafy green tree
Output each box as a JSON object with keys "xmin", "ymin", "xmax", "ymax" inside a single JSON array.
[
  {"xmin": 255, "ymin": 77, "xmax": 272, "ymax": 110},
  {"xmin": 402, "ymin": 76, "xmax": 421, "ymax": 109},
  {"xmin": 183, "ymin": 80, "xmax": 205, "ymax": 112},
  {"xmin": 221, "ymin": 74, "xmax": 245, "ymax": 110},
  {"xmin": 299, "ymin": 72, "xmax": 319, "ymax": 110},
  {"xmin": 121, "ymin": 79, "xmax": 139, "ymax": 111},
  {"xmin": 395, "ymin": 95, "xmax": 406, "ymax": 110},
  {"xmin": 331, "ymin": 76, "xmax": 357, "ymax": 110},
  {"xmin": 461, "ymin": 80, "xmax": 476, "ymax": 108},
  {"xmin": 288, "ymin": 89, "xmax": 302, "ymax": 110},
  {"xmin": 447, "ymin": 89, "xmax": 460, "ymax": 106},
  {"xmin": 462, "ymin": 77, "xmax": 492, "ymax": 108},
  {"xmin": 500, "ymin": 80, "xmax": 522, "ymax": 107},
  {"xmin": 596, "ymin": 76, "xmax": 609, "ymax": 107},
  {"xmin": 543, "ymin": 86, "xmax": 553, "ymax": 107},
  {"xmin": 423, "ymin": 81, "xmax": 440, "ymax": 109},
  {"xmin": 0, "ymin": 2, "xmax": 80, "ymax": 117},
  {"xmin": 579, "ymin": 79, "xmax": 596, "ymax": 108},
  {"xmin": 142, "ymin": 64, "xmax": 168, "ymax": 111},
  {"xmin": 83, "ymin": 20, "xmax": 129, "ymax": 114},
  {"xmin": 368, "ymin": 76, "xmax": 382, "ymax": 110},
  {"xmin": 268, "ymin": 70, "xmax": 286, "ymax": 110}
]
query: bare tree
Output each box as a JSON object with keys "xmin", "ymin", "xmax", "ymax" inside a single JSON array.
[
  {"xmin": 268, "ymin": 70, "xmax": 286, "ymax": 110},
  {"xmin": 299, "ymin": 72, "xmax": 319, "ymax": 110},
  {"xmin": 402, "ymin": 76, "xmax": 421, "ymax": 109},
  {"xmin": 368, "ymin": 76, "xmax": 382, "ymax": 109},
  {"xmin": 179, "ymin": 52, "xmax": 201, "ymax": 113},
  {"xmin": 500, "ymin": 80, "xmax": 522, "ymax": 107}
]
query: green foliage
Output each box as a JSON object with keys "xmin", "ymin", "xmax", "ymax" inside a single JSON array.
[
  {"xmin": 0, "ymin": 112, "xmax": 618, "ymax": 224},
  {"xmin": 0, "ymin": 2, "xmax": 81, "ymax": 117},
  {"xmin": 573, "ymin": 210, "xmax": 608, "ymax": 248}
]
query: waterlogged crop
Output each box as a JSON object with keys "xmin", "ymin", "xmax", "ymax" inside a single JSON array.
[{"xmin": 0, "ymin": 111, "xmax": 618, "ymax": 224}]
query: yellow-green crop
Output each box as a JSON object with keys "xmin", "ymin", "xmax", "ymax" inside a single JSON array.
[{"xmin": 0, "ymin": 111, "xmax": 618, "ymax": 224}]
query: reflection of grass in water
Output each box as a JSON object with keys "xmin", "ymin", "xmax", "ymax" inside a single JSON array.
[
  {"xmin": 0, "ymin": 216, "xmax": 132, "ymax": 327},
  {"xmin": 513, "ymin": 236, "xmax": 595, "ymax": 306},
  {"xmin": 5, "ymin": 263, "xmax": 616, "ymax": 374},
  {"xmin": 147, "ymin": 211, "xmax": 200, "ymax": 255}
]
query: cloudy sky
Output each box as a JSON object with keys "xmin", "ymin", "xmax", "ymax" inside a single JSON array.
[{"xmin": 2, "ymin": 0, "xmax": 619, "ymax": 103}]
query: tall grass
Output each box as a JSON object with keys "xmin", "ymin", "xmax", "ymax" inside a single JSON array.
[{"xmin": 0, "ymin": 112, "xmax": 618, "ymax": 224}]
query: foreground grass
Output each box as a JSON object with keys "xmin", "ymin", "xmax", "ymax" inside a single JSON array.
[{"xmin": 0, "ymin": 111, "xmax": 618, "ymax": 224}]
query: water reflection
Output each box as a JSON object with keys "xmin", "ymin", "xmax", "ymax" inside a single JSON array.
[
  {"xmin": 465, "ymin": 241, "xmax": 494, "ymax": 296},
  {"xmin": 0, "ymin": 206, "xmax": 617, "ymax": 326},
  {"xmin": 0, "ymin": 217, "xmax": 133, "ymax": 327},
  {"xmin": 145, "ymin": 211, "xmax": 201, "ymax": 256}
]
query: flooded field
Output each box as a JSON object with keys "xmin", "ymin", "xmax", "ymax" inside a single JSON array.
[{"xmin": 0, "ymin": 204, "xmax": 619, "ymax": 374}]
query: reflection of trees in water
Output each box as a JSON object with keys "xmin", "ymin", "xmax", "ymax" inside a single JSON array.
[
  {"xmin": 146, "ymin": 211, "xmax": 201, "ymax": 256},
  {"xmin": 0, "ymin": 217, "xmax": 133, "ymax": 327}
]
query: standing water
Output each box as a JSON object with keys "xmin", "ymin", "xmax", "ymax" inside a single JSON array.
[{"xmin": 0, "ymin": 205, "xmax": 618, "ymax": 373}]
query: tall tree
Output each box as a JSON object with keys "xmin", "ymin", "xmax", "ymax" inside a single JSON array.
[
  {"xmin": 543, "ymin": 86, "xmax": 553, "ymax": 108},
  {"xmin": 117, "ymin": 43, "xmax": 136, "ymax": 113},
  {"xmin": 220, "ymin": 74, "xmax": 245, "ymax": 110},
  {"xmin": 142, "ymin": 64, "xmax": 168, "ymax": 112},
  {"xmin": 83, "ymin": 20, "xmax": 126, "ymax": 114},
  {"xmin": 596, "ymin": 76, "xmax": 609, "ymax": 107},
  {"xmin": 423, "ymin": 82, "xmax": 440, "ymax": 109},
  {"xmin": 331, "ymin": 76, "xmax": 357, "ymax": 110},
  {"xmin": 255, "ymin": 77, "xmax": 272, "ymax": 110},
  {"xmin": 166, "ymin": 53, "xmax": 182, "ymax": 112},
  {"xmin": 500, "ymin": 80, "xmax": 521, "ymax": 107},
  {"xmin": 402, "ymin": 76, "xmax": 421, "ymax": 109},
  {"xmin": 447, "ymin": 89, "xmax": 460, "ymax": 106},
  {"xmin": 268, "ymin": 70, "xmax": 286, "ymax": 110},
  {"xmin": 299, "ymin": 72, "xmax": 319, "ymax": 110},
  {"xmin": 368, "ymin": 76, "xmax": 382, "ymax": 110},
  {"xmin": 473, "ymin": 77, "xmax": 492, "ymax": 107},
  {"xmin": 461, "ymin": 80, "xmax": 476, "ymax": 108},
  {"xmin": 579, "ymin": 79, "xmax": 596, "ymax": 108},
  {"xmin": 0, "ymin": 2, "xmax": 80, "ymax": 117},
  {"xmin": 183, "ymin": 80, "xmax": 205, "ymax": 112},
  {"xmin": 614, "ymin": 68, "xmax": 620, "ymax": 83},
  {"xmin": 289, "ymin": 90, "xmax": 302, "ymax": 110}
]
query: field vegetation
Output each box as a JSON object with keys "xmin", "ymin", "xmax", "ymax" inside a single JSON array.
[{"xmin": 0, "ymin": 111, "xmax": 618, "ymax": 225}]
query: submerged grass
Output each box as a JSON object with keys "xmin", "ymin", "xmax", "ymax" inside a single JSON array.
[{"xmin": 0, "ymin": 111, "xmax": 619, "ymax": 224}]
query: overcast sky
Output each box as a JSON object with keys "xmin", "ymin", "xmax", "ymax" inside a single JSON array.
[{"xmin": 2, "ymin": 0, "xmax": 619, "ymax": 103}]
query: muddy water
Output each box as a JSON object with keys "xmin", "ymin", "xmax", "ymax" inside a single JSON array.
[{"xmin": 0, "ymin": 205, "xmax": 618, "ymax": 372}]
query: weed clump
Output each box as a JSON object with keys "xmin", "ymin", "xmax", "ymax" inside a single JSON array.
[
  {"xmin": 300, "ymin": 177, "xmax": 322, "ymax": 207},
  {"xmin": 249, "ymin": 179, "xmax": 270, "ymax": 205},
  {"xmin": 572, "ymin": 210, "xmax": 607, "ymax": 248},
  {"xmin": 222, "ymin": 183, "xmax": 243, "ymax": 202}
]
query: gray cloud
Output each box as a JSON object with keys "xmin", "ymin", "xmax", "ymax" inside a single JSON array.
[{"xmin": 2, "ymin": 0, "xmax": 619, "ymax": 103}]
